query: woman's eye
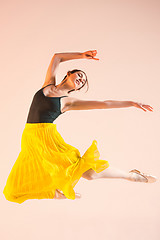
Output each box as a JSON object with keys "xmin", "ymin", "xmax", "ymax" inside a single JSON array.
[{"xmin": 78, "ymin": 73, "xmax": 82, "ymax": 77}]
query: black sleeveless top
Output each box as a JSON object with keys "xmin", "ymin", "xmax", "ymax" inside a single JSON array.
[{"xmin": 26, "ymin": 84, "xmax": 68, "ymax": 123}]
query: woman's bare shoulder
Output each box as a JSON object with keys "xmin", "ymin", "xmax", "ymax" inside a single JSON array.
[
  {"xmin": 41, "ymin": 81, "xmax": 56, "ymax": 89},
  {"xmin": 63, "ymin": 96, "xmax": 79, "ymax": 104}
]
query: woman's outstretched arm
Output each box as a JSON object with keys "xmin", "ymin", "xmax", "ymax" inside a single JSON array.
[{"xmin": 64, "ymin": 98, "xmax": 153, "ymax": 112}]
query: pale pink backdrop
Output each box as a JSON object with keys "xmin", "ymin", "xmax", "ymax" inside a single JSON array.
[{"xmin": 0, "ymin": 0, "xmax": 160, "ymax": 239}]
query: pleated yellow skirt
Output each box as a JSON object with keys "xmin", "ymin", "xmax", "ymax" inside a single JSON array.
[{"xmin": 3, "ymin": 123, "xmax": 109, "ymax": 203}]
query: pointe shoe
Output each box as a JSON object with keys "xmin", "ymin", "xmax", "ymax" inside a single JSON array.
[
  {"xmin": 75, "ymin": 192, "xmax": 81, "ymax": 199},
  {"xmin": 129, "ymin": 169, "xmax": 157, "ymax": 183},
  {"xmin": 54, "ymin": 189, "xmax": 67, "ymax": 199}
]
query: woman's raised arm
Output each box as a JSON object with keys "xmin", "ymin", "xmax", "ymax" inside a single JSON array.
[
  {"xmin": 43, "ymin": 50, "xmax": 98, "ymax": 86},
  {"xmin": 44, "ymin": 54, "xmax": 61, "ymax": 86},
  {"xmin": 55, "ymin": 50, "xmax": 99, "ymax": 62},
  {"xmin": 55, "ymin": 52, "xmax": 83, "ymax": 62}
]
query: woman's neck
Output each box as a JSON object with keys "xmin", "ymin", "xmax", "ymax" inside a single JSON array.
[{"xmin": 54, "ymin": 80, "xmax": 75, "ymax": 95}]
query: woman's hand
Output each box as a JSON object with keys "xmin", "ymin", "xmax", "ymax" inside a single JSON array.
[
  {"xmin": 132, "ymin": 101, "xmax": 153, "ymax": 112},
  {"xmin": 82, "ymin": 50, "xmax": 99, "ymax": 60}
]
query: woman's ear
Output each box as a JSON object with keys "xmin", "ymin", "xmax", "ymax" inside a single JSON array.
[{"xmin": 67, "ymin": 71, "xmax": 71, "ymax": 77}]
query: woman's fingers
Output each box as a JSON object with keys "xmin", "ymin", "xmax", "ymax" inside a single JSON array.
[
  {"xmin": 145, "ymin": 105, "xmax": 153, "ymax": 111},
  {"xmin": 83, "ymin": 50, "xmax": 99, "ymax": 60},
  {"xmin": 142, "ymin": 104, "xmax": 153, "ymax": 112},
  {"xmin": 140, "ymin": 105, "xmax": 147, "ymax": 111},
  {"xmin": 90, "ymin": 50, "xmax": 97, "ymax": 55},
  {"xmin": 91, "ymin": 56, "xmax": 99, "ymax": 60},
  {"xmin": 88, "ymin": 52, "xmax": 99, "ymax": 60},
  {"xmin": 85, "ymin": 55, "xmax": 99, "ymax": 60},
  {"xmin": 134, "ymin": 102, "xmax": 154, "ymax": 112}
]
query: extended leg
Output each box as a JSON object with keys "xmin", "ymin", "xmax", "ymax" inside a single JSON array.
[
  {"xmin": 82, "ymin": 166, "xmax": 148, "ymax": 182},
  {"xmin": 82, "ymin": 166, "xmax": 129, "ymax": 180}
]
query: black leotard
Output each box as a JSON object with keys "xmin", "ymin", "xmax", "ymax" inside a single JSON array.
[{"xmin": 26, "ymin": 84, "xmax": 67, "ymax": 123}]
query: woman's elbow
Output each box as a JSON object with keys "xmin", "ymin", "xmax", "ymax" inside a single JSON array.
[{"xmin": 54, "ymin": 53, "xmax": 62, "ymax": 62}]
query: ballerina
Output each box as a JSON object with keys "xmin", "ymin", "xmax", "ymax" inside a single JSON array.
[{"xmin": 3, "ymin": 50, "xmax": 157, "ymax": 203}]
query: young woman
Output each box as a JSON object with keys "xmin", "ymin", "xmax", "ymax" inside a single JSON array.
[{"xmin": 3, "ymin": 50, "xmax": 157, "ymax": 203}]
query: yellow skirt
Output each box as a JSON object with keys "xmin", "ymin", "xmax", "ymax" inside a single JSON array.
[{"xmin": 3, "ymin": 123, "xmax": 109, "ymax": 203}]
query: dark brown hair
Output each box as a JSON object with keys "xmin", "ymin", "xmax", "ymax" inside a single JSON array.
[{"xmin": 62, "ymin": 69, "xmax": 89, "ymax": 94}]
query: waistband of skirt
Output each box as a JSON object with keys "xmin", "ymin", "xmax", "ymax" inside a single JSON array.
[{"xmin": 24, "ymin": 123, "xmax": 57, "ymax": 129}]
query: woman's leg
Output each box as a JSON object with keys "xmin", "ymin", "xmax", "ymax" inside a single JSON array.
[{"xmin": 82, "ymin": 166, "xmax": 148, "ymax": 182}]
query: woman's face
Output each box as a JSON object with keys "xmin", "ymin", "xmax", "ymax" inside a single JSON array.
[{"xmin": 67, "ymin": 71, "xmax": 86, "ymax": 90}]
